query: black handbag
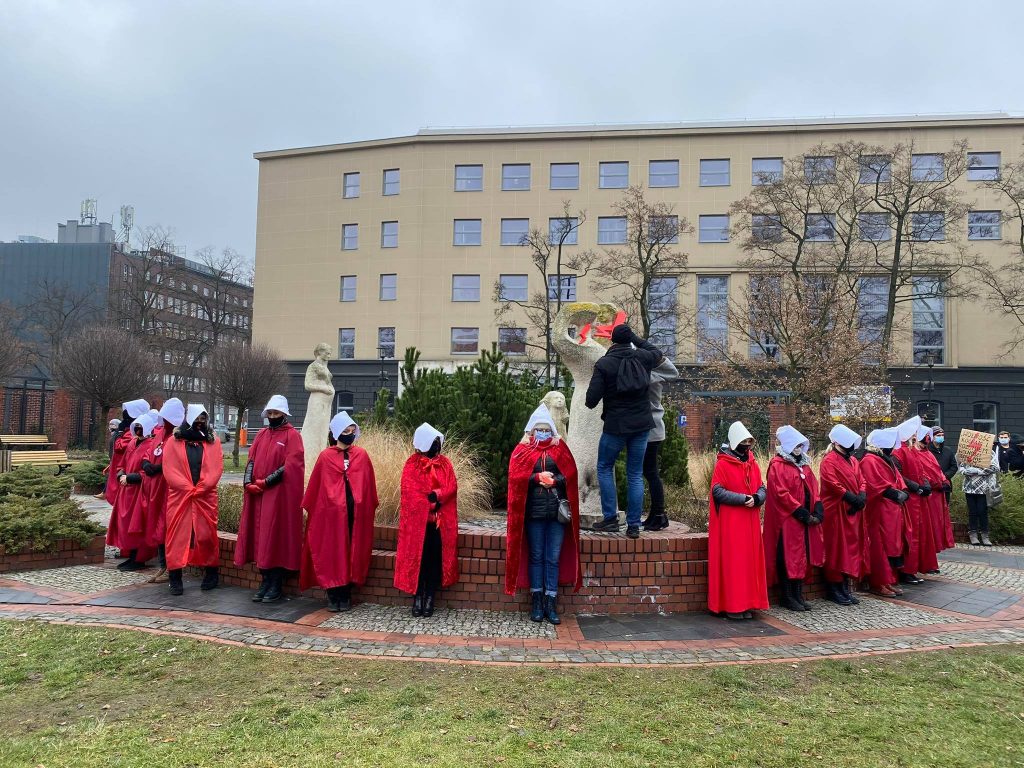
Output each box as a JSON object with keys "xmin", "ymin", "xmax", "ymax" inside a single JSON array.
[{"xmin": 549, "ymin": 489, "xmax": 572, "ymax": 525}]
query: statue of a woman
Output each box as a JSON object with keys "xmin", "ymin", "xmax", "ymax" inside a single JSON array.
[{"xmin": 301, "ymin": 342, "xmax": 335, "ymax": 480}]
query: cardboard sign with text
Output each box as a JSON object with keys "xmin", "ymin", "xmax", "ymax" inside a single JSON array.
[{"xmin": 956, "ymin": 428, "xmax": 995, "ymax": 469}]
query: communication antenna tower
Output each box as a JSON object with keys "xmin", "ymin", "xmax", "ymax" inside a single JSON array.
[
  {"xmin": 80, "ymin": 199, "xmax": 97, "ymax": 224},
  {"xmin": 119, "ymin": 205, "xmax": 135, "ymax": 246}
]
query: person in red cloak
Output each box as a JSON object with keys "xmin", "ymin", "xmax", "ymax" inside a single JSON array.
[
  {"xmin": 763, "ymin": 425, "xmax": 825, "ymax": 612},
  {"xmin": 505, "ymin": 405, "xmax": 582, "ymax": 625},
  {"xmin": 236, "ymin": 394, "xmax": 305, "ymax": 603},
  {"xmin": 394, "ymin": 423, "xmax": 459, "ymax": 617},
  {"xmin": 861, "ymin": 427, "xmax": 911, "ymax": 597},
  {"xmin": 107, "ymin": 411, "xmax": 160, "ymax": 571},
  {"xmin": 139, "ymin": 398, "xmax": 186, "ymax": 584},
  {"xmin": 819, "ymin": 424, "xmax": 868, "ymax": 606},
  {"xmin": 103, "ymin": 398, "xmax": 150, "ymax": 509},
  {"xmin": 301, "ymin": 412, "xmax": 379, "ymax": 613},
  {"xmin": 893, "ymin": 416, "xmax": 929, "ymax": 585},
  {"xmin": 914, "ymin": 425, "xmax": 952, "ymax": 572},
  {"xmin": 162, "ymin": 404, "xmax": 224, "ymax": 596},
  {"xmin": 708, "ymin": 421, "xmax": 768, "ymax": 620}
]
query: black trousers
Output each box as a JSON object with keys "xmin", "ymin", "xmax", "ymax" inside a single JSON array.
[
  {"xmin": 417, "ymin": 522, "xmax": 442, "ymax": 596},
  {"xmin": 966, "ymin": 493, "xmax": 990, "ymax": 532},
  {"xmin": 327, "ymin": 488, "xmax": 358, "ymax": 603},
  {"xmin": 642, "ymin": 439, "xmax": 664, "ymax": 514}
]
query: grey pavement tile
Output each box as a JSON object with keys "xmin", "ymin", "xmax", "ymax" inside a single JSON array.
[
  {"xmin": 766, "ymin": 596, "xmax": 964, "ymax": 633},
  {"xmin": 0, "ymin": 587, "xmax": 51, "ymax": 605},
  {"xmin": 4, "ymin": 565, "xmax": 158, "ymax": 594}
]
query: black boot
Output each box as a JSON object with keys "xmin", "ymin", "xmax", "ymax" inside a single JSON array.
[
  {"xmin": 158, "ymin": 545, "xmax": 167, "ymax": 570},
  {"xmin": 643, "ymin": 511, "xmax": 669, "ymax": 531},
  {"xmin": 543, "ymin": 595, "xmax": 561, "ymax": 625},
  {"xmin": 262, "ymin": 569, "xmax": 284, "ymax": 602},
  {"xmin": 529, "ymin": 592, "xmax": 544, "ymax": 622},
  {"xmin": 841, "ymin": 577, "xmax": 860, "ymax": 605},
  {"xmin": 337, "ymin": 585, "xmax": 352, "ymax": 613},
  {"xmin": 826, "ymin": 581, "xmax": 851, "ymax": 606},
  {"xmin": 200, "ymin": 567, "xmax": 219, "ymax": 591},
  {"xmin": 118, "ymin": 549, "xmax": 145, "ymax": 571},
  {"xmin": 252, "ymin": 569, "xmax": 272, "ymax": 602},
  {"xmin": 423, "ymin": 591, "xmax": 435, "ymax": 617},
  {"xmin": 326, "ymin": 587, "xmax": 342, "ymax": 613},
  {"xmin": 168, "ymin": 568, "xmax": 184, "ymax": 596},
  {"xmin": 779, "ymin": 578, "xmax": 804, "ymax": 611},
  {"xmin": 794, "ymin": 580, "xmax": 812, "ymax": 610},
  {"xmin": 412, "ymin": 592, "xmax": 424, "ymax": 617}
]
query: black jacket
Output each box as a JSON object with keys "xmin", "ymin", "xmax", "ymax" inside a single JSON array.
[
  {"xmin": 526, "ymin": 454, "xmax": 567, "ymax": 521},
  {"xmin": 585, "ymin": 338, "xmax": 662, "ymax": 436},
  {"xmin": 928, "ymin": 443, "xmax": 958, "ymax": 482}
]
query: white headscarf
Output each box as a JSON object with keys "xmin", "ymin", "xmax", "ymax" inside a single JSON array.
[
  {"xmin": 413, "ymin": 423, "xmax": 444, "ymax": 453},
  {"xmin": 185, "ymin": 403, "xmax": 208, "ymax": 427},
  {"xmin": 829, "ymin": 424, "xmax": 862, "ymax": 450},
  {"xmin": 159, "ymin": 398, "xmax": 186, "ymax": 427},
  {"xmin": 867, "ymin": 427, "xmax": 900, "ymax": 450},
  {"xmin": 122, "ymin": 399, "xmax": 150, "ymax": 419},
  {"xmin": 262, "ymin": 394, "xmax": 291, "ymax": 419},
  {"xmin": 523, "ymin": 404, "xmax": 559, "ymax": 439},
  {"xmin": 329, "ymin": 411, "xmax": 360, "ymax": 440},
  {"xmin": 776, "ymin": 425, "xmax": 810, "ymax": 455},
  {"xmin": 727, "ymin": 421, "xmax": 754, "ymax": 450},
  {"xmin": 896, "ymin": 415, "xmax": 922, "ymax": 443},
  {"xmin": 133, "ymin": 411, "xmax": 159, "ymax": 438},
  {"xmin": 916, "ymin": 425, "xmax": 933, "ymax": 442}
]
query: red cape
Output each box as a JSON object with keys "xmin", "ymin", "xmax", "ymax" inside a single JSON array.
[
  {"xmin": 235, "ymin": 423, "xmax": 305, "ymax": 571},
  {"xmin": 104, "ymin": 432, "xmax": 133, "ymax": 505},
  {"xmin": 707, "ymin": 450, "xmax": 769, "ymax": 613},
  {"xmin": 393, "ymin": 453, "xmax": 459, "ymax": 595},
  {"xmin": 106, "ymin": 436, "xmax": 157, "ymax": 562},
  {"xmin": 505, "ymin": 439, "xmax": 582, "ymax": 595},
  {"xmin": 163, "ymin": 434, "xmax": 223, "ymax": 570},
  {"xmin": 300, "ymin": 444, "xmax": 379, "ymax": 589},
  {"xmin": 818, "ymin": 450, "xmax": 868, "ymax": 580},
  {"xmin": 894, "ymin": 445, "xmax": 928, "ymax": 573},
  {"xmin": 861, "ymin": 451, "xmax": 910, "ymax": 588},
  {"xmin": 137, "ymin": 424, "xmax": 171, "ymax": 549},
  {"xmin": 916, "ymin": 446, "xmax": 954, "ymax": 560},
  {"xmin": 763, "ymin": 455, "xmax": 824, "ymax": 585}
]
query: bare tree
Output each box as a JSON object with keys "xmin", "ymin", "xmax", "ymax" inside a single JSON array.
[
  {"xmin": 210, "ymin": 342, "xmax": 286, "ymax": 467},
  {"xmin": 0, "ymin": 303, "xmax": 30, "ymax": 386},
  {"xmin": 22, "ymin": 278, "xmax": 104, "ymax": 371}
]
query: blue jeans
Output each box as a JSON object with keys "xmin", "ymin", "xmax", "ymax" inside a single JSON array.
[
  {"xmin": 525, "ymin": 517, "xmax": 566, "ymax": 596},
  {"xmin": 597, "ymin": 431, "xmax": 649, "ymax": 527}
]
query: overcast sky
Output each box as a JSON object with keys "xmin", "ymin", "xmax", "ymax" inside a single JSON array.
[{"xmin": 2, "ymin": 0, "xmax": 1022, "ymax": 258}]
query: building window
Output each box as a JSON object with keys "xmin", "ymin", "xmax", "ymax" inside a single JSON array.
[
  {"xmin": 338, "ymin": 328, "xmax": 355, "ymax": 359},
  {"xmin": 381, "ymin": 221, "xmax": 399, "ymax": 248},
  {"xmin": 378, "ymin": 327, "xmax": 395, "ymax": 358},
  {"xmin": 451, "ymin": 327, "xmax": 479, "ymax": 355},
  {"xmin": 599, "ymin": 161, "xmax": 629, "ymax": 189},
  {"xmin": 804, "ymin": 156, "xmax": 836, "ymax": 184},
  {"xmin": 752, "ymin": 157, "xmax": 783, "ymax": 185},
  {"xmin": 859, "ymin": 212, "xmax": 891, "ymax": 242},
  {"xmin": 968, "ymin": 152, "xmax": 1000, "ymax": 181},
  {"xmin": 649, "ymin": 160, "xmax": 679, "ymax": 188},
  {"xmin": 597, "ymin": 216, "xmax": 627, "ymax": 245},
  {"xmin": 968, "ymin": 210, "xmax": 1001, "ymax": 240},
  {"xmin": 501, "ymin": 218, "xmax": 530, "ymax": 246},
  {"xmin": 335, "ymin": 391, "xmax": 355, "ymax": 413},
  {"xmin": 752, "ymin": 214, "xmax": 782, "ymax": 242},
  {"xmin": 452, "ymin": 274, "xmax": 480, "ymax": 302},
  {"xmin": 340, "ymin": 275, "xmax": 357, "ymax": 302},
  {"xmin": 648, "ymin": 276, "xmax": 678, "ymax": 358},
  {"xmin": 696, "ymin": 275, "xmax": 729, "ymax": 362},
  {"xmin": 648, "ymin": 215, "xmax": 679, "ymax": 244},
  {"xmin": 700, "ymin": 159, "xmax": 730, "ymax": 186},
  {"xmin": 343, "ymin": 172, "xmax": 360, "ymax": 198},
  {"xmin": 499, "ymin": 274, "xmax": 528, "ymax": 301},
  {"xmin": 748, "ymin": 274, "xmax": 780, "ymax": 359},
  {"xmin": 342, "ymin": 223, "xmax": 358, "ymax": 250},
  {"xmin": 547, "ymin": 274, "xmax": 576, "ymax": 302},
  {"xmin": 549, "ymin": 217, "xmax": 579, "ymax": 245},
  {"xmin": 455, "ymin": 164, "xmax": 483, "ymax": 191},
  {"xmin": 498, "ymin": 327, "xmax": 527, "ymax": 355},
  {"xmin": 382, "ymin": 168, "xmax": 400, "ymax": 196},
  {"xmin": 917, "ymin": 400, "xmax": 942, "ymax": 428},
  {"xmin": 453, "ymin": 219, "xmax": 482, "ymax": 246},
  {"xmin": 805, "ymin": 213, "xmax": 836, "ymax": 241},
  {"xmin": 858, "ymin": 155, "xmax": 892, "ymax": 184},
  {"xmin": 911, "ymin": 212, "xmax": 945, "ymax": 241},
  {"xmin": 550, "ymin": 163, "xmax": 579, "ymax": 190},
  {"xmin": 502, "ymin": 163, "xmax": 531, "ymax": 191},
  {"xmin": 857, "ymin": 277, "xmax": 889, "ymax": 353},
  {"xmin": 972, "ymin": 402, "xmax": 998, "ymax": 434},
  {"xmin": 379, "ymin": 273, "xmax": 397, "ymax": 301},
  {"xmin": 912, "ymin": 276, "xmax": 945, "ymax": 364},
  {"xmin": 698, "ymin": 215, "xmax": 729, "ymax": 243},
  {"xmin": 911, "ymin": 154, "xmax": 944, "ymax": 182}
]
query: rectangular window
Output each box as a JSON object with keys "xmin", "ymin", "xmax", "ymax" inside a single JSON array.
[
  {"xmin": 649, "ymin": 215, "xmax": 679, "ymax": 244},
  {"xmin": 968, "ymin": 152, "xmax": 1000, "ymax": 181},
  {"xmin": 379, "ymin": 273, "xmax": 397, "ymax": 301},
  {"xmin": 453, "ymin": 219, "xmax": 482, "ymax": 246},
  {"xmin": 501, "ymin": 218, "xmax": 530, "ymax": 246},
  {"xmin": 377, "ymin": 327, "xmax": 395, "ymax": 358},
  {"xmin": 451, "ymin": 327, "xmax": 479, "ymax": 355},
  {"xmin": 342, "ymin": 223, "xmax": 358, "ymax": 250},
  {"xmin": 498, "ymin": 274, "xmax": 528, "ymax": 302},
  {"xmin": 805, "ymin": 213, "xmax": 836, "ymax": 241},
  {"xmin": 597, "ymin": 216, "xmax": 627, "ymax": 245},
  {"xmin": 452, "ymin": 274, "xmax": 481, "ymax": 302},
  {"xmin": 649, "ymin": 159, "xmax": 680, "ymax": 188},
  {"xmin": 550, "ymin": 163, "xmax": 579, "ymax": 190},
  {"xmin": 911, "ymin": 154, "xmax": 944, "ymax": 182},
  {"xmin": 911, "ymin": 211, "xmax": 945, "ymax": 241},
  {"xmin": 547, "ymin": 274, "xmax": 577, "ymax": 302},
  {"xmin": 382, "ymin": 168, "xmax": 400, "ymax": 195},
  {"xmin": 381, "ymin": 221, "xmax": 399, "ymax": 248},
  {"xmin": 648, "ymin": 276, "xmax": 678, "ymax": 358},
  {"xmin": 696, "ymin": 276, "xmax": 729, "ymax": 362},
  {"xmin": 340, "ymin": 275, "xmax": 357, "ymax": 302},
  {"xmin": 968, "ymin": 210, "xmax": 1001, "ymax": 240},
  {"xmin": 752, "ymin": 214, "xmax": 782, "ymax": 242},
  {"xmin": 343, "ymin": 172, "xmax": 360, "ymax": 198},
  {"xmin": 859, "ymin": 155, "xmax": 892, "ymax": 184},
  {"xmin": 455, "ymin": 164, "xmax": 483, "ymax": 191},
  {"xmin": 859, "ymin": 212, "xmax": 891, "ymax": 242},
  {"xmin": 748, "ymin": 274, "xmax": 781, "ymax": 359},
  {"xmin": 549, "ymin": 217, "xmax": 579, "ymax": 245},
  {"xmin": 913, "ymin": 277, "xmax": 945, "ymax": 364},
  {"xmin": 752, "ymin": 157, "xmax": 783, "ymax": 185},
  {"xmin": 857, "ymin": 276, "xmax": 888, "ymax": 352},
  {"xmin": 498, "ymin": 327, "xmax": 527, "ymax": 355},
  {"xmin": 973, "ymin": 402, "xmax": 998, "ymax": 434},
  {"xmin": 804, "ymin": 156, "xmax": 836, "ymax": 184},
  {"xmin": 599, "ymin": 161, "xmax": 629, "ymax": 189},
  {"xmin": 700, "ymin": 159, "xmax": 730, "ymax": 186},
  {"xmin": 502, "ymin": 163, "xmax": 531, "ymax": 191},
  {"xmin": 698, "ymin": 214, "xmax": 729, "ymax": 243},
  {"xmin": 338, "ymin": 328, "xmax": 355, "ymax": 359}
]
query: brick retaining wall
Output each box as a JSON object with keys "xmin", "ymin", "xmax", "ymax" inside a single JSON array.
[{"xmin": 0, "ymin": 534, "xmax": 106, "ymax": 573}]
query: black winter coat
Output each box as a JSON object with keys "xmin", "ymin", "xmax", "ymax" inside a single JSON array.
[
  {"xmin": 526, "ymin": 455, "xmax": 567, "ymax": 521},
  {"xmin": 585, "ymin": 341, "xmax": 662, "ymax": 436},
  {"xmin": 928, "ymin": 443, "xmax": 958, "ymax": 482}
]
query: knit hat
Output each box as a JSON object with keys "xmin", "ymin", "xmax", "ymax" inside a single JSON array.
[{"xmin": 611, "ymin": 324, "xmax": 633, "ymax": 344}]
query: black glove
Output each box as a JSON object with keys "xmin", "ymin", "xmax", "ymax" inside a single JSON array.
[
  {"xmin": 752, "ymin": 488, "xmax": 766, "ymax": 507},
  {"xmin": 842, "ymin": 490, "xmax": 866, "ymax": 512},
  {"xmin": 882, "ymin": 487, "xmax": 909, "ymax": 504},
  {"xmin": 810, "ymin": 501, "xmax": 824, "ymax": 525},
  {"xmin": 896, "ymin": 490, "xmax": 910, "ymax": 504},
  {"xmin": 264, "ymin": 465, "xmax": 285, "ymax": 488},
  {"xmin": 243, "ymin": 459, "xmax": 255, "ymax": 486},
  {"xmin": 141, "ymin": 460, "xmax": 162, "ymax": 477},
  {"xmin": 125, "ymin": 472, "xmax": 142, "ymax": 485},
  {"xmin": 904, "ymin": 478, "xmax": 921, "ymax": 494},
  {"xmin": 920, "ymin": 480, "xmax": 932, "ymax": 497},
  {"xmin": 792, "ymin": 506, "xmax": 811, "ymax": 524},
  {"xmin": 943, "ymin": 483, "xmax": 952, "ymax": 493}
]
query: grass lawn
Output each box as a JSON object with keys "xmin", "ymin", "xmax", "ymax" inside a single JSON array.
[{"xmin": 0, "ymin": 622, "xmax": 1021, "ymax": 767}]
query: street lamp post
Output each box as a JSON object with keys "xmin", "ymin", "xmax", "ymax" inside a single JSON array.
[
  {"xmin": 376, "ymin": 345, "xmax": 390, "ymax": 405},
  {"xmin": 919, "ymin": 352, "xmax": 937, "ymax": 425}
]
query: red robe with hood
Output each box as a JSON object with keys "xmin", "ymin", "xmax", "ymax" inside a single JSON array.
[
  {"xmin": 505, "ymin": 438, "xmax": 582, "ymax": 595},
  {"xmin": 707, "ymin": 449, "xmax": 769, "ymax": 613},
  {"xmin": 162, "ymin": 431, "xmax": 224, "ymax": 570},
  {"xmin": 861, "ymin": 450, "xmax": 910, "ymax": 588},
  {"xmin": 300, "ymin": 444, "xmax": 379, "ymax": 589},
  {"xmin": 763, "ymin": 453, "xmax": 825, "ymax": 584},
  {"xmin": 917, "ymin": 445, "xmax": 955, "ymax": 556},
  {"xmin": 819, "ymin": 449, "xmax": 868, "ymax": 580},
  {"xmin": 393, "ymin": 453, "xmax": 459, "ymax": 594},
  {"xmin": 104, "ymin": 431, "xmax": 134, "ymax": 505},
  {"xmin": 235, "ymin": 423, "xmax": 305, "ymax": 571},
  {"xmin": 894, "ymin": 444, "xmax": 930, "ymax": 574},
  {"xmin": 106, "ymin": 435, "xmax": 158, "ymax": 562},
  {"xmin": 138, "ymin": 423, "xmax": 171, "ymax": 549}
]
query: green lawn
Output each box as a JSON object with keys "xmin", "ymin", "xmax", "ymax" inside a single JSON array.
[{"xmin": 1, "ymin": 621, "xmax": 1022, "ymax": 767}]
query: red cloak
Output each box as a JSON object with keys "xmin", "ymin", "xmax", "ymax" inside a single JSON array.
[
  {"xmin": 137, "ymin": 424, "xmax": 171, "ymax": 549},
  {"xmin": 894, "ymin": 445, "xmax": 928, "ymax": 574},
  {"xmin": 106, "ymin": 436, "xmax": 157, "ymax": 562},
  {"xmin": 104, "ymin": 431, "xmax": 134, "ymax": 505},
  {"xmin": 917, "ymin": 447, "xmax": 954, "ymax": 558},
  {"xmin": 393, "ymin": 453, "xmax": 459, "ymax": 595},
  {"xmin": 860, "ymin": 451, "xmax": 910, "ymax": 588},
  {"xmin": 763, "ymin": 454, "xmax": 825, "ymax": 585},
  {"xmin": 505, "ymin": 439, "xmax": 582, "ymax": 595},
  {"xmin": 818, "ymin": 450, "xmax": 868, "ymax": 581},
  {"xmin": 707, "ymin": 450, "xmax": 769, "ymax": 614},
  {"xmin": 162, "ymin": 434, "xmax": 224, "ymax": 570},
  {"xmin": 300, "ymin": 444, "xmax": 380, "ymax": 590},
  {"xmin": 235, "ymin": 423, "xmax": 305, "ymax": 571}
]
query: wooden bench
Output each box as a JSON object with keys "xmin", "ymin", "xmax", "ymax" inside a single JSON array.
[
  {"xmin": 0, "ymin": 435, "xmax": 55, "ymax": 449},
  {"xmin": 7, "ymin": 450, "xmax": 73, "ymax": 476}
]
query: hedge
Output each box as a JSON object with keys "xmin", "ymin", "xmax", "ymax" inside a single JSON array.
[{"xmin": 0, "ymin": 469, "xmax": 104, "ymax": 552}]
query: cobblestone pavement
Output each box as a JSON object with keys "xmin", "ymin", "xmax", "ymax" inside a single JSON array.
[
  {"xmin": 953, "ymin": 543, "xmax": 1024, "ymax": 555},
  {"xmin": 766, "ymin": 596, "xmax": 965, "ymax": 633},
  {"xmin": 930, "ymin": 561, "xmax": 1024, "ymax": 593},
  {"xmin": 319, "ymin": 604, "xmax": 556, "ymax": 639},
  {"xmin": 4, "ymin": 565, "xmax": 158, "ymax": 594}
]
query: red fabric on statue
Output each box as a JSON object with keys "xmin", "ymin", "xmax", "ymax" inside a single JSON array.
[
  {"xmin": 162, "ymin": 435, "xmax": 223, "ymax": 570},
  {"xmin": 104, "ymin": 432, "xmax": 134, "ymax": 505},
  {"xmin": 300, "ymin": 445, "xmax": 379, "ymax": 590},
  {"xmin": 894, "ymin": 445, "xmax": 927, "ymax": 574},
  {"xmin": 763, "ymin": 455, "xmax": 825, "ymax": 585},
  {"xmin": 234, "ymin": 423, "xmax": 305, "ymax": 571},
  {"xmin": 861, "ymin": 451, "xmax": 910, "ymax": 588},
  {"xmin": 707, "ymin": 450, "xmax": 769, "ymax": 614},
  {"xmin": 504, "ymin": 439, "xmax": 582, "ymax": 595},
  {"xmin": 818, "ymin": 450, "xmax": 868, "ymax": 581},
  {"xmin": 107, "ymin": 437, "xmax": 157, "ymax": 563},
  {"xmin": 393, "ymin": 453, "xmax": 459, "ymax": 595}
]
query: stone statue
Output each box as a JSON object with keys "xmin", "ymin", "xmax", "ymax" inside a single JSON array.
[
  {"xmin": 541, "ymin": 391, "xmax": 569, "ymax": 442},
  {"xmin": 301, "ymin": 342, "xmax": 335, "ymax": 481},
  {"xmin": 552, "ymin": 302, "xmax": 620, "ymax": 528}
]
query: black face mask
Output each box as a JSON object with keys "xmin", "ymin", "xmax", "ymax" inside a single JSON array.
[
  {"xmin": 425, "ymin": 438, "xmax": 442, "ymax": 459},
  {"xmin": 834, "ymin": 444, "xmax": 848, "ymax": 456},
  {"xmin": 882, "ymin": 447, "xmax": 894, "ymax": 456},
  {"xmin": 734, "ymin": 444, "xmax": 750, "ymax": 459},
  {"xmin": 267, "ymin": 416, "xmax": 285, "ymax": 429},
  {"xmin": 339, "ymin": 433, "xmax": 356, "ymax": 446}
]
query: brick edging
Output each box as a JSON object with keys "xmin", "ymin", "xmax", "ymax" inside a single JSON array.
[{"xmin": 0, "ymin": 534, "xmax": 106, "ymax": 573}]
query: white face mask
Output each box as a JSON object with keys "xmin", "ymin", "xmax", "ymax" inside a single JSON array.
[{"xmin": 999, "ymin": 437, "xmax": 1010, "ymax": 446}]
